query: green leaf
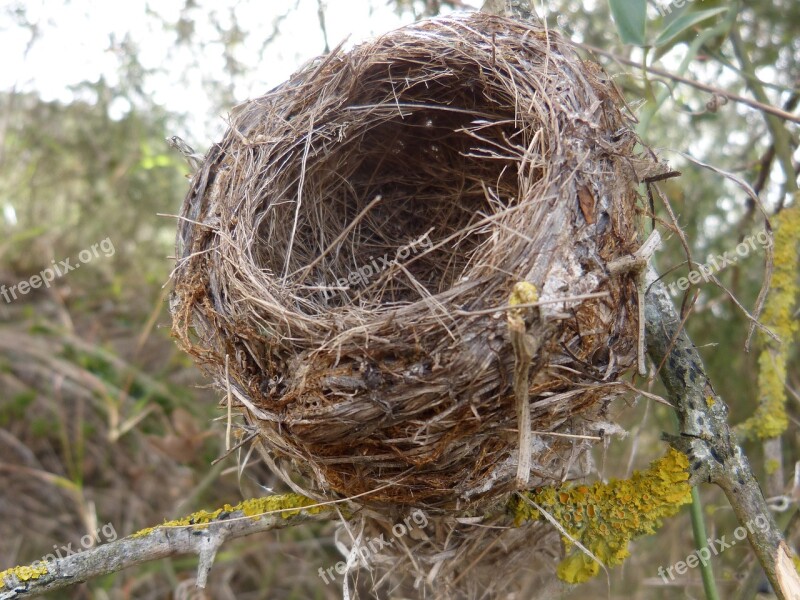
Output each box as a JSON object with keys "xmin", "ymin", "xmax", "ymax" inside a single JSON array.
[
  {"xmin": 654, "ymin": 7, "xmax": 729, "ymax": 47},
  {"xmin": 609, "ymin": 0, "xmax": 647, "ymax": 46}
]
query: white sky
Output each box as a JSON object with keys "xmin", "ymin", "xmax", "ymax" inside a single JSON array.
[{"xmin": 1, "ymin": 0, "xmax": 481, "ymax": 142}]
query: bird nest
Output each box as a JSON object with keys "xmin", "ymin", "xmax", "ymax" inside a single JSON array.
[{"xmin": 170, "ymin": 12, "xmax": 662, "ymax": 512}]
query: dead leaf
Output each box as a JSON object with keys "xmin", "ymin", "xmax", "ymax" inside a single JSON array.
[{"xmin": 578, "ymin": 186, "xmax": 596, "ymax": 224}]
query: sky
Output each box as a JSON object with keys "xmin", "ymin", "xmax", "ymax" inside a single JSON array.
[{"xmin": 1, "ymin": 0, "xmax": 482, "ymax": 142}]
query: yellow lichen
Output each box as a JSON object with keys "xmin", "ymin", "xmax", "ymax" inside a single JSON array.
[
  {"xmin": 131, "ymin": 526, "xmax": 155, "ymax": 538},
  {"xmin": 509, "ymin": 448, "xmax": 692, "ymax": 584},
  {"xmin": 738, "ymin": 197, "xmax": 800, "ymax": 440},
  {"xmin": 236, "ymin": 494, "xmax": 323, "ymax": 518},
  {"xmin": 0, "ymin": 562, "xmax": 49, "ymax": 588},
  {"xmin": 509, "ymin": 281, "xmax": 539, "ymax": 310},
  {"xmin": 131, "ymin": 493, "xmax": 324, "ymax": 538}
]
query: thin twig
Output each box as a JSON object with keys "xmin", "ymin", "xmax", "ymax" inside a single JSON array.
[{"xmin": 575, "ymin": 42, "xmax": 800, "ymax": 125}]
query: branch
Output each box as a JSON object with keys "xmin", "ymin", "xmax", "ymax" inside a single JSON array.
[
  {"xmin": 644, "ymin": 268, "xmax": 800, "ymax": 599},
  {"xmin": 576, "ymin": 42, "xmax": 800, "ymax": 126},
  {"xmin": 730, "ymin": 26, "xmax": 798, "ymax": 194},
  {"xmin": 166, "ymin": 135, "xmax": 205, "ymax": 173},
  {"xmin": 510, "ymin": 447, "xmax": 693, "ymax": 583},
  {"xmin": 0, "ymin": 494, "xmax": 333, "ymax": 599}
]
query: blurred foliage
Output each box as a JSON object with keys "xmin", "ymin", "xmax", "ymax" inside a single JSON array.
[
  {"xmin": 0, "ymin": 84, "xmax": 185, "ymax": 306},
  {"xmin": 0, "ymin": 0, "xmax": 797, "ymax": 598},
  {"xmin": 392, "ymin": 0, "xmax": 469, "ymax": 17}
]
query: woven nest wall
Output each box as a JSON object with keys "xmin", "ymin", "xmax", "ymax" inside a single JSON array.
[{"xmin": 171, "ymin": 12, "xmax": 658, "ymax": 513}]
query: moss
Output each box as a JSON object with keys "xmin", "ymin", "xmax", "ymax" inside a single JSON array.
[
  {"xmin": 738, "ymin": 198, "xmax": 800, "ymax": 440},
  {"xmin": 765, "ymin": 458, "xmax": 781, "ymax": 476},
  {"xmin": 131, "ymin": 493, "xmax": 324, "ymax": 538},
  {"xmin": 509, "ymin": 448, "xmax": 692, "ymax": 584},
  {"xmin": 0, "ymin": 562, "xmax": 49, "ymax": 589}
]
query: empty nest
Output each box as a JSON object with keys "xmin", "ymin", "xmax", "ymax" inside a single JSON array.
[{"xmin": 170, "ymin": 11, "xmax": 663, "ymax": 512}]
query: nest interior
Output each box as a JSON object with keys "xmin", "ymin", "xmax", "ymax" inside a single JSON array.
[{"xmin": 171, "ymin": 12, "xmax": 660, "ymax": 510}]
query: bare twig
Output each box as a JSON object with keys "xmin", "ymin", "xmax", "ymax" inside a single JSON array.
[
  {"xmin": 576, "ymin": 43, "xmax": 800, "ymax": 125},
  {"xmin": 507, "ymin": 281, "xmax": 545, "ymax": 488},
  {"xmin": 608, "ymin": 229, "xmax": 662, "ymax": 375},
  {"xmin": 166, "ymin": 136, "xmax": 205, "ymax": 173},
  {"xmin": 644, "ymin": 267, "xmax": 800, "ymax": 600},
  {"xmin": 316, "ymin": 0, "xmax": 330, "ymax": 53}
]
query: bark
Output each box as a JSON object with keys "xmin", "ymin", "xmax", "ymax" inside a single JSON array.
[{"xmin": 644, "ymin": 268, "xmax": 800, "ymax": 599}]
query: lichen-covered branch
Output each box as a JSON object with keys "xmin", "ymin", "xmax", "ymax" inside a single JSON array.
[
  {"xmin": 737, "ymin": 194, "xmax": 800, "ymax": 441},
  {"xmin": 509, "ymin": 448, "xmax": 692, "ymax": 583},
  {"xmin": 644, "ymin": 267, "xmax": 800, "ymax": 600},
  {"xmin": 0, "ymin": 494, "xmax": 331, "ymax": 599}
]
